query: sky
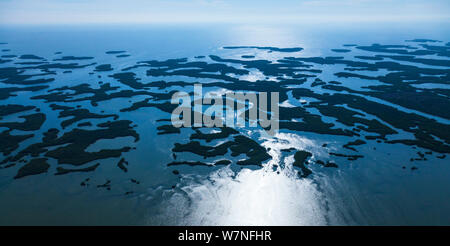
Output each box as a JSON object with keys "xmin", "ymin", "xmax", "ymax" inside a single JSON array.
[{"xmin": 0, "ymin": 0, "xmax": 449, "ymax": 25}]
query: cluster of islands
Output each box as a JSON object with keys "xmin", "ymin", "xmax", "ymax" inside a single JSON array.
[{"xmin": 0, "ymin": 39, "xmax": 449, "ymax": 194}]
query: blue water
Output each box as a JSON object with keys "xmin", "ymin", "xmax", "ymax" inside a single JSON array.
[{"xmin": 0, "ymin": 22, "xmax": 449, "ymax": 225}]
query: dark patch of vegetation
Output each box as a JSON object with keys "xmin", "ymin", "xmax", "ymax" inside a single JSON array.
[
  {"xmin": 0, "ymin": 104, "xmax": 35, "ymax": 119},
  {"xmin": 0, "ymin": 113, "xmax": 45, "ymax": 131},
  {"xmin": 19, "ymin": 54, "xmax": 45, "ymax": 60},
  {"xmin": 117, "ymin": 158, "xmax": 128, "ymax": 172},
  {"xmin": 190, "ymin": 127, "xmax": 238, "ymax": 142},
  {"xmin": 223, "ymin": 46, "xmax": 303, "ymax": 52},
  {"xmin": 172, "ymin": 134, "xmax": 270, "ymax": 166},
  {"xmin": 50, "ymin": 104, "xmax": 118, "ymax": 128},
  {"xmin": 94, "ymin": 64, "xmax": 113, "ymax": 72},
  {"xmin": 53, "ymin": 56, "xmax": 94, "ymax": 61},
  {"xmin": 329, "ymin": 152, "xmax": 364, "ymax": 161},
  {"xmin": 343, "ymin": 139, "xmax": 367, "ymax": 152},
  {"xmin": 167, "ymin": 159, "xmax": 231, "ymax": 167},
  {"xmin": 331, "ymin": 49, "xmax": 351, "ymax": 53},
  {"xmin": 0, "ymin": 86, "xmax": 48, "ymax": 100},
  {"xmin": 106, "ymin": 51, "xmax": 126, "ymax": 54},
  {"xmin": 0, "ymin": 130, "xmax": 33, "ymax": 156},
  {"xmin": 315, "ymin": 160, "xmax": 338, "ymax": 168},
  {"xmin": 157, "ymin": 124, "xmax": 181, "ymax": 135},
  {"xmin": 293, "ymin": 150, "xmax": 312, "ymax": 178},
  {"xmin": 97, "ymin": 180, "xmax": 111, "ymax": 190},
  {"xmin": 14, "ymin": 158, "xmax": 50, "ymax": 179},
  {"xmin": 2, "ymin": 120, "xmax": 139, "ymax": 168},
  {"xmin": 56, "ymin": 163, "xmax": 100, "ymax": 175}
]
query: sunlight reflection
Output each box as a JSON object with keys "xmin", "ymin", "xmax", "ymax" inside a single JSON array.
[{"xmin": 153, "ymin": 133, "xmax": 334, "ymax": 225}]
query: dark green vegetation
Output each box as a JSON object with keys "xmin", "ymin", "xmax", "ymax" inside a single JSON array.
[
  {"xmin": 1, "ymin": 118, "xmax": 139, "ymax": 178},
  {"xmin": 0, "ymin": 86, "xmax": 49, "ymax": 100},
  {"xmin": 0, "ymin": 39, "xmax": 449, "ymax": 184},
  {"xmin": 190, "ymin": 127, "xmax": 238, "ymax": 142},
  {"xmin": 157, "ymin": 124, "xmax": 181, "ymax": 135},
  {"xmin": 0, "ymin": 104, "xmax": 35, "ymax": 120},
  {"xmin": 168, "ymin": 159, "xmax": 231, "ymax": 167},
  {"xmin": 0, "ymin": 67, "xmax": 55, "ymax": 85},
  {"xmin": 329, "ymin": 152, "xmax": 364, "ymax": 161},
  {"xmin": 94, "ymin": 64, "xmax": 113, "ymax": 72},
  {"xmin": 106, "ymin": 51, "xmax": 126, "ymax": 54},
  {"xmin": 331, "ymin": 49, "xmax": 351, "ymax": 53},
  {"xmin": 406, "ymin": 39, "xmax": 441, "ymax": 43},
  {"xmin": 343, "ymin": 139, "xmax": 367, "ymax": 152},
  {"xmin": 14, "ymin": 158, "xmax": 50, "ymax": 179},
  {"xmin": 50, "ymin": 104, "xmax": 118, "ymax": 128},
  {"xmin": 315, "ymin": 160, "xmax": 338, "ymax": 168},
  {"xmin": 172, "ymin": 134, "xmax": 271, "ymax": 166},
  {"xmin": 293, "ymin": 150, "xmax": 313, "ymax": 178},
  {"xmin": 13, "ymin": 120, "xmax": 138, "ymax": 166},
  {"xmin": 223, "ymin": 46, "xmax": 303, "ymax": 52},
  {"xmin": 97, "ymin": 180, "xmax": 111, "ymax": 190},
  {"xmin": 0, "ymin": 130, "xmax": 33, "ymax": 156},
  {"xmin": 117, "ymin": 158, "xmax": 128, "ymax": 172},
  {"xmin": 56, "ymin": 163, "xmax": 100, "ymax": 175},
  {"xmin": 0, "ymin": 113, "xmax": 45, "ymax": 131},
  {"xmin": 53, "ymin": 56, "xmax": 94, "ymax": 61},
  {"xmin": 19, "ymin": 54, "xmax": 45, "ymax": 60},
  {"xmin": 291, "ymin": 150, "xmax": 340, "ymax": 178}
]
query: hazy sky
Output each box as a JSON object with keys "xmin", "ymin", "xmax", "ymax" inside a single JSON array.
[{"xmin": 0, "ymin": 0, "xmax": 449, "ymax": 25}]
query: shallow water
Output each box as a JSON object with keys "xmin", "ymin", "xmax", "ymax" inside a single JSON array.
[{"xmin": 0, "ymin": 22, "xmax": 449, "ymax": 225}]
